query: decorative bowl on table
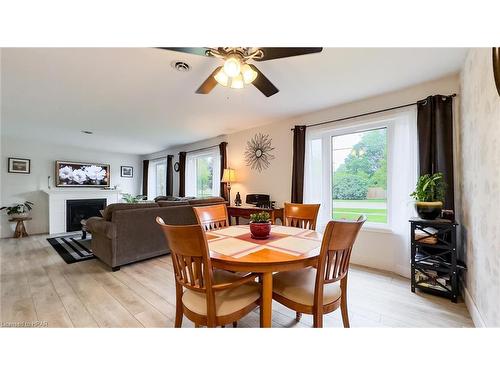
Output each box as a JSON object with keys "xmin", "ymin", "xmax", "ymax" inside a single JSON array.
[
  {"xmin": 10, "ymin": 212, "xmax": 30, "ymax": 220},
  {"xmin": 249, "ymin": 222, "xmax": 271, "ymax": 239},
  {"xmin": 249, "ymin": 211, "xmax": 272, "ymax": 239}
]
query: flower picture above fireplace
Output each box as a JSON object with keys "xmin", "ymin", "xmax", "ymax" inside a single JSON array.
[{"xmin": 55, "ymin": 161, "xmax": 110, "ymax": 187}]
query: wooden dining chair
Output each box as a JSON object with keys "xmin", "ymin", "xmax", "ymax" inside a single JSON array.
[
  {"xmin": 272, "ymin": 215, "xmax": 366, "ymax": 328},
  {"xmin": 156, "ymin": 217, "xmax": 260, "ymax": 328},
  {"xmin": 283, "ymin": 202, "xmax": 321, "ymax": 230},
  {"xmin": 192, "ymin": 204, "xmax": 229, "ymax": 231}
]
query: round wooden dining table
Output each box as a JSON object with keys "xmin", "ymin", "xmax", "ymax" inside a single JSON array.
[{"xmin": 206, "ymin": 225, "xmax": 323, "ymax": 328}]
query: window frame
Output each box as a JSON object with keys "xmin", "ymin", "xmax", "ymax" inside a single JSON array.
[
  {"xmin": 147, "ymin": 158, "xmax": 167, "ymax": 199},
  {"xmin": 185, "ymin": 147, "xmax": 221, "ymax": 198},
  {"xmin": 311, "ymin": 117, "xmax": 395, "ymax": 231}
]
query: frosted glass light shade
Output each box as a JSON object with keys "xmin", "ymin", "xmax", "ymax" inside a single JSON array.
[
  {"xmin": 223, "ymin": 56, "xmax": 241, "ymax": 77},
  {"xmin": 241, "ymin": 64, "xmax": 258, "ymax": 84}
]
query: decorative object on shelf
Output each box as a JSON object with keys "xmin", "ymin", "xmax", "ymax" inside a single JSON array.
[
  {"xmin": 174, "ymin": 162, "xmax": 180, "ymax": 172},
  {"xmin": 8, "ymin": 157, "xmax": 30, "ymax": 174},
  {"xmin": 1, "ymin": 201, "xmax": 34, "ymax": 219},
  {"xmin": 221, "ymin": 168, "xmax": 236, "ymax": 203},
  {"xmin": 234, "ymin": 192, "xmax": 242, "ymax": 206},
  {"xmin": 410, "ymin": 172, "xmax": 446, "ymax": 220},
  {"xmin": 121, "ymin": 193, "xmax": 146, "ymax": 203},
  {"xmin": 244, "ymin": 133, "xmax": 275, "ymax": 172},
  {"xmin": 120, "ymin": 166, "xmax": 133, "ymax": 178},
  {"xmin": 101, "ymin": 185, "xmax": 119, "ymax": 190},
  {"xmin": 493, "ymin": 47, "xmax": 500, "ymax": 97},
  {"xmin": 249, "ymin": 211, "xmax": 271, "ymax": 239},
  {"xmin": 55, "ymin": 161, "xmax": 110, "ymax": 187}
]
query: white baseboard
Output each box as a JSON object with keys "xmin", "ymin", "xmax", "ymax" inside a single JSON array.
[
  {"xmin": 461, "ymin": 282, "xmax": 486, "ymax": 327},
  {"xmin": 395, "ymin": 264, "xmax": 411, "ymax": 278}
]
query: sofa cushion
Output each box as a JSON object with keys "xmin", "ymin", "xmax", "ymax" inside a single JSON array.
[
  {"xmin": 154, "ymin": 196, "xmax": 192, "ymax": 202},
  {"xmin": 188, "ymin": 197, "xmax": 227, "ymax": 207},
  {"xmin": 157, "ymin": 200, "xmax": 190, "ymax": 207},
  {"xmin": 102, "ymin": 202, "xmax": 159, "ymax": 221}
]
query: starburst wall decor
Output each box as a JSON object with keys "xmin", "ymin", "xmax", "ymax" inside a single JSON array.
[{"xmin": 244, "ymin": 133, "xmax": 275, "ymax": 172}]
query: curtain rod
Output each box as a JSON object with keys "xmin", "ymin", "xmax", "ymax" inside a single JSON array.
[
  {"xmin": 290, "ymin": 93, "xmax": 457, "ymax": 131},
  {"xmin": 179, "ymin": 144, "xmax": 220, "ymax": 155}
]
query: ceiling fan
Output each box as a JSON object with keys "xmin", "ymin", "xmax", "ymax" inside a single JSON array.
[{"xmin": 157, "ymin": 47, "xmax": 323, "ymax": 97}]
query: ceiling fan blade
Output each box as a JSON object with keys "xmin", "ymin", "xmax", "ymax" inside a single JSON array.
[
  {"xmin": 196, "ymin": 67, "xmax": 221, "ymax": 94},
  {"xmin": 248, "ymin": 64, "xmax": 279, "ymax": 97},
  {"xmin": 156, "ymin": 47, "xmax": 213, "ymax": 57},
  {"xmin": 257, "ymin": 47, "xmax": 323, "ymax": 61}
]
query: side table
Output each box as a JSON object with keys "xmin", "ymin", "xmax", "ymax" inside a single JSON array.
[
  {"xmin": 227, "ymin": 205, "xmax": 284, "ymax": 225},
  {"xmin": 9, "ymin": 217, "xmax": 32, "ymax": 238}
]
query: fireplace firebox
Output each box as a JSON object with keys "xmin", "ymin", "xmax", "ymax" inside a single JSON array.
[{"xmin": 66, "ymin": 199, "xmax": 106, "ymax": 232}]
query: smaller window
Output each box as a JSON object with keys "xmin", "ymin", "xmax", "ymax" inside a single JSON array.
[
  {"xmin": 186, "ymin": 148, "xmax": 221, "ymax": 198},
  {"xmin": 147, "ymin": 159, "xmax": 167, "ymax": 199},
  {"xmin": 156, "ymin": 162, "xmax": 167, "ymax": 197}
]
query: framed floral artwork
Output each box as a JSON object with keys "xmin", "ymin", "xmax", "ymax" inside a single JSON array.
[{"xmin": 55, "ymin": 161, "xmax": 110, "ymax": 187}]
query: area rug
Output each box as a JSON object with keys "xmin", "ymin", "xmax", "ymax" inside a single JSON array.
[{"xmin": 47, "ymin": 234, "xmax": 95, "ymax": 264}]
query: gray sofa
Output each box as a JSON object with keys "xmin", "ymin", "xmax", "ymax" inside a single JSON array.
[{"xmin": 86, "ymin": 197, "xmax": 226, "ymax": 271}]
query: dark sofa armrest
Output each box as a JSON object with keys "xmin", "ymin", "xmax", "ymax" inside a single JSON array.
[{"xmin": 86, "ymin": 217, "xmax": 116, "ymax": 239}]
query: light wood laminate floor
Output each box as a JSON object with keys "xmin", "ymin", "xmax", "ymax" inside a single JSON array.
[{"xmin": 0, "ymin": 235, "xmax": 474, "ymax": 328}]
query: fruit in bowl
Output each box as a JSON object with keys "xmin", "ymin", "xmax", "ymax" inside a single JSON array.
[{"xmin": 249, "ymin": 211, "xmax": 271, "ymax": 239}]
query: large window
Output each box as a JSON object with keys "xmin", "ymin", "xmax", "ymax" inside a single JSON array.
[
  {"xmin": 304, "ymin": 110, "xmax": 418, "ymax": 232},
  {"xmin": 331, "ymin": 128, "xmax": 387, "ymax": 224},
  {"xmin": 186, "ymin": 148, "xmax": 221, "ymax": 198}
]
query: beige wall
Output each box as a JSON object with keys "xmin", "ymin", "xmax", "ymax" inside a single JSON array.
[
  {"xmin": 147, "ymin": 74, "xmax": 460, "ymax": 276},
  {"xmin": 459, "ymin": 48, "xmax": 500, "ymax": 327}
]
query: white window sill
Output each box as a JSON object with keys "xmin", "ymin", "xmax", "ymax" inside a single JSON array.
[
  {"xmin": 317, "ymin": 222, "xmax": 394, "ymax": 235},
  {"xmin": 361, "ymin": 225, "xmax": 394, "ymax": 234}
]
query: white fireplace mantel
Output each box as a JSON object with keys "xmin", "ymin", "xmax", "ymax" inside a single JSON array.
[{"xmin": 43, "ymin": 189, "xmax": 122, "ymax": 234}]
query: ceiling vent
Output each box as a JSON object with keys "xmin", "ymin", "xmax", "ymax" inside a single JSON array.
[{"xmin": 172, "ymin": 61, "xmax": 190, "ymax": 72}]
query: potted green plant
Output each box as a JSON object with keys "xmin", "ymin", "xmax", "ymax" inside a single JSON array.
[
  {"xmin": 249, "ymin": 211, "xmax": 271, "ymax": 239},
  {"xmin": 121, "ymin": 193, "xmax": 146, "ymax": 203},
  {"xmin": 1, "ymin": 201, "xmax": 34, "ymax": 219},
  {"xmin": 410, "ymin": 173, "xmax": 446, "ymax": 220}
]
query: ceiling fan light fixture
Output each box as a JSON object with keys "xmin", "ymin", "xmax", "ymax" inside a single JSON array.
[
  {"xmin": 223, "ymin": 55, "xmax": 241, "ymax": 77},
  {"xmin": 241, "ymin": 64, "xmax": 258, "ymax": 84},
  {"xmin": 214, "ymin": 69, "xmax": 229, "ymax": 86},
  {"xmin": 229, "ymin": 74, "xmax": 244, "ymax": 89}
]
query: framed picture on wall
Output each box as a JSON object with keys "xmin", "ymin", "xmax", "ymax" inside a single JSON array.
[
  {"xmin": 55, "ymin": 161, "xmax": 110, "ymax": 187},
  {"xmin": 121, "ymin": 166, "xmax": 133, "ymax": 178},
  {"xmin": 8, "ymin": 158, "xmax": 31, "ymax": 174}
]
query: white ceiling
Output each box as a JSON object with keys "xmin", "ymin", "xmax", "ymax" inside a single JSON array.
[{"xmin": 1, "ymin": 48, "xmax": 468, "ymax": 155}]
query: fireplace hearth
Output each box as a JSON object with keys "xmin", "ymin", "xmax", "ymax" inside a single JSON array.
[{"xmin": 66, "ymin": 199, "xmax": 106, "ymax": 232}]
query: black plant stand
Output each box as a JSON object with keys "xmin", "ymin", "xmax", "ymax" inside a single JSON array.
[{"xmin": 410, "ymin": 217, "xmax": 465, "ymax": 303}]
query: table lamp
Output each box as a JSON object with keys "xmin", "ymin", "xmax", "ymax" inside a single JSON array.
[{"xmin": 221, "ymin": 168, "xmax": 236, "ymax": 204}]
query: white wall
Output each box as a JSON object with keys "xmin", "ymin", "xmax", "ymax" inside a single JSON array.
[
  {"xmin": 0, "ymin": 136, "xmax": 142, "ymax": 238},
  {"xmin": 458, "ymin": 48, "xmax": 500, "ymax": 327},
  {"xmin": 145, "ymin": 74, "xmax": 460, "ymax": 276}
]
